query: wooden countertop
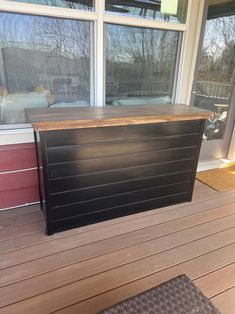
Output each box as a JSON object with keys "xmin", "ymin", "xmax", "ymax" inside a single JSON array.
[{"xmin": 26, "ymin": 104, "xmax": 211, "ymax": 131}]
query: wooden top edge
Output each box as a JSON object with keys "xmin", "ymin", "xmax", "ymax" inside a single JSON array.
[{"xmin": 26, "ymin": 105, "xmax": 212, "ymax": 131}]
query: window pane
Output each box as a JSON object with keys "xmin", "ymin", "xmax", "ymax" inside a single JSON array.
[
  {"xmin": 0, "ymin": 13, "xmax": 91, "ymax": 125},
  {"xmin": 106, "ymin": 24, "xmax": 180, "ymax": 106},
  {"xmin": 105, "ymin": 0, "xmax": 188, "ymax": 24},
  {"xmin": 6, "ymin": 0, "xmax": 93, "ymax": 10},
  {"xmin": 192, "ymin": 2, "xmax": 235, "ymax": 141}
]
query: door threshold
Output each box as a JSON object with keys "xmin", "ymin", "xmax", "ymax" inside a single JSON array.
[{"xmin": 197, "ymin": 159, "xmax": 232, "ymax": 172}]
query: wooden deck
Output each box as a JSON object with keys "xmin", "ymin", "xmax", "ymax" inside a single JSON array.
[{"xmin": 0, "ymin": 180, "xmax": 235, "ymax": 313}]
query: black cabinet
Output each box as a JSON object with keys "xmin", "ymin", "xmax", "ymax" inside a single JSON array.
[{"xmin": 35, "ymin": 119, "xmax": 205, "ymax": 235}]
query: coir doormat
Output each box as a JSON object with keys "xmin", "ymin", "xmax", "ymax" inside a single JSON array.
[
  {"xmin": 196, "ymin": 162, "xmax": 235, "ymax": 191},
  {"xmin": 100, "ymin": 274, "xmax": 220, "ymax": 314}
]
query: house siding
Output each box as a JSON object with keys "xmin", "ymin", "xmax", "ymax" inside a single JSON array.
[{"xmin": 0, "ymin": 143, "xmax": 39, "ymax": 209}]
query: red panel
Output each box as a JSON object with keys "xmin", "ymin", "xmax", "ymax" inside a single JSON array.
[
  {"xmin": 0, "ymin": 143, "xmax": 40, "ymax": 209},
  {"xmin": 0, "ymin": 169, "xmax": 38, "ymax": 192},
  {"xmin": 0, "ymin": 186, "xmax": 39, "ymax": 209},
  {"xmin": 0, "ymin": 143, "xmax": 37, "ymax": 172}
]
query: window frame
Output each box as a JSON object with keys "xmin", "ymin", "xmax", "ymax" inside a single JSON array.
[
  {"xmin": 0, "ymin": 0, "xmax": 205, "ymax": 144},
  {"xmin": 104, "ymin": 23, "xmax": 183, "ymax": 106}
]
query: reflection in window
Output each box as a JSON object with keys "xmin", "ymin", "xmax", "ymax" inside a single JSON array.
[
  {"xmin": 6, "ymin": 0, "xmax": 93, "ymax": 10},
  {"xmin": 106, "ymin": 24, "xmax": 180, "ymax": 106},
  {"xmin": 0, "ymin": 13, "xmax": 91, "ymax": 125},
  {"xmin": 192, "ymin": 3, "xmax": 235, "ymax": 141},
  {"xmin": 105, "ymin": 0, "xmax": 188, "ymax": 24}
]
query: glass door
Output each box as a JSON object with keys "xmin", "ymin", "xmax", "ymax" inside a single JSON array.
[{"xmin": 191, "ymin": 0, "xmax": 235, "ymax": 161}]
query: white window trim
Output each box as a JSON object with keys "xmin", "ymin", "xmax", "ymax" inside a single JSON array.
[
  {"xmin": 0, "ymin": 0, "xmax": 98, "ymax": 20},
  {"xmin": 0, "ymin": 0, "xmax": 205, "ymax": 145},
  {"xmin": 176, "ymin": 0, "xmax": 205, "ymax": 104},
  {"xmin": 103, "ymin": 14, "xmax": 187, "ymax": 31},
  {"xmin": 0, "ymin": 128, "xmax": 34, "ymax": 145},
  {"xmin": 228, "ymin": 126, "xmax": 235, "ymax": 161},
  {"xmin": 95, "ymin": 0, "xmax": 105, "ymax": 107}
]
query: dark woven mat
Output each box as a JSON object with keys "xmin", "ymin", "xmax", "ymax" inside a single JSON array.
[{"xmin": 100, "ymin": 275, "xmax": 221, "ymax": 314}]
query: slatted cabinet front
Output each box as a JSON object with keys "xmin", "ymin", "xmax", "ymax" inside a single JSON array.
[{"xmin": 36, "ymin": 119, "xmax": 204, "ymax": 234}]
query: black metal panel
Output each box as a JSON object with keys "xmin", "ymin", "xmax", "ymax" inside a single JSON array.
[
  {"xmin": 47, "ymin": 134, "xmax": 199, "ymax": 164},
  {"xmin": 187, "ymin": 120, "xmax": 206, "ymax": 201},
  {"xmin": 35, "ymin": 132, "xmax": 53, "ymax": 235},
  {"xmin": 34, "ymin": 131, "xmax": 43, "ymax": 211},
  {"xmin": 51, "ymin": 193, "xmax": 190, "ymax": 233},
  {"xmin": 48, "ymin": 147, "xmax": 196, "ymax": 180},
  {"xmin": 49, "ymin": 158, "xmax": 195, "ymax": 193},
  {"xmin": 46, "ymin": 120, "xmax": 201, "ymax": 147},
  {"xmin": 51, "ymin": 181, "xmax": 191, "ymax": 219},
  {"xmin": 50, "ymin": 170, "xmax": 193, "ymax": 201},
  {"xmin": 35, "ymin": 119, "xmax": 205, "ymax": 235}
]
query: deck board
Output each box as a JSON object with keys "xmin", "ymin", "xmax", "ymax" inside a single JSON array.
[
  {"xmin": 2, "ymin": 214, "xmax": 235, "ymax": 307},
  {"xmin": 1, "ymin": 202, "xmax": 235, "ymax": 286},
  {"xmin": 0, "ymin": 181, "xmax": 234, "ymax": 313},
  {"xmin": 195, "ymin": 262, "xmax": 235, "ymax": 298},
  {"xmin": 1, "ymin": 186, "xmax": 235, "ymax": 254},
  {"xmin": 211, "ymin": 286, "xmax": 235, "ymax": 314},
  {"xmin": 54, "ymin": 244, "xmax": 235, "ymax": 314}
]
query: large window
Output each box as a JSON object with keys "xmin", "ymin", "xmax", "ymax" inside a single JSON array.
[
  {"xmin": 0, "ymin": 12, "xmax": 91, "ymax": 124},
  {"xmin": 0, "ymin": 0, "xmax": 192, "ymax": 129},
  {"xmin": 106, "ymin": 24, "xmax": 180, "ymax": 105}
]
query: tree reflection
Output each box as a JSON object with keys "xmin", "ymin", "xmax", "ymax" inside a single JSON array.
[
  {"xmin": 106, "ymin": 24, "xmax": 178, "ymax": 105},
  {"xmin": 193, "ymin": 14, "xmax": 235, "ymax": 140},
  {"xmin": 0, "ymin": 12, "xmax": 91, "ymax": 124}
]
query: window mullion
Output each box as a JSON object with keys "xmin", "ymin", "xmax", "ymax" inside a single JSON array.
[
  {"xmin": 103, "ymin": 14, "xmax": 187, "ymax": 31},
  {"xmin": 176, "ymin": 0, "xmax": 205, "ymax": 104},
  {"xmin": 94, "ymin": 0, "xmax": 105, "ymax": 107}
]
